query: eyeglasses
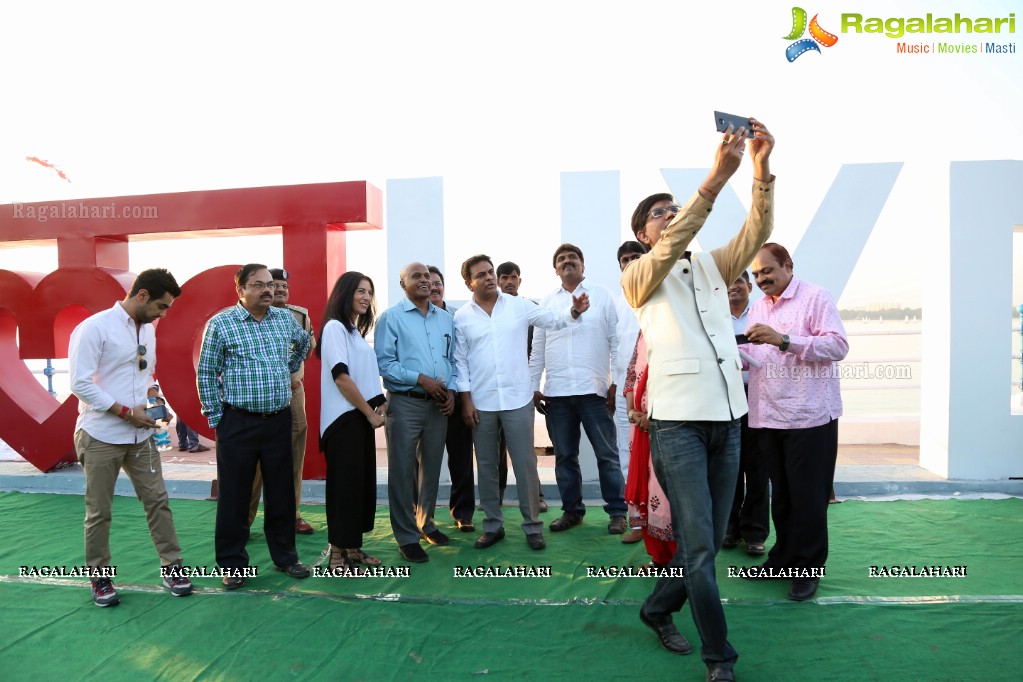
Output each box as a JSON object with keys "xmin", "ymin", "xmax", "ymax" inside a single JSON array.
[
  {"xmin": 246, "ymin": 281, "xmax": 275, "ymax": 291},
  {"xmin": 273, "ymin": 283, "xmax": 288, "ymax": 290},
  {"xmin": 648, "ymin": 205, "xmax": 682, "ymax": 219},
  {"xmin": 137, "ymin": 344, "xmax": 148, "ymax": 371}
]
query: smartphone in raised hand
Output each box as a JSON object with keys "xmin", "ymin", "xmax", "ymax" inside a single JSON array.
[{"xmin": 714, "ymin": 111, "xmax": 755, "ymax": 138}]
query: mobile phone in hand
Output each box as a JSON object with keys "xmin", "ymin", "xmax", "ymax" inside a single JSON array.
[
  {"xmin": 714, "ymin": 111, "xmax": 755, "ymax": 139},
  {"xmin": 145, "ymin": 405, "xmax": 168, "ymax": 420}
]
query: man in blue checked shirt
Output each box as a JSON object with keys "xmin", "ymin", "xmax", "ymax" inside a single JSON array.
[
  {"xmin": 375, "ymin": 261, "xmax": 457, "ymax": 564},
  {"xmin": 198, "ymin": 263, "xmax": 312, "ymax": 589}
]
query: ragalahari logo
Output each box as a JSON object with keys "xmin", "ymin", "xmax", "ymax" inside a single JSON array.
[{"xmin": 784, "ymin": 7, "xmax": 839, "ymax": 61}]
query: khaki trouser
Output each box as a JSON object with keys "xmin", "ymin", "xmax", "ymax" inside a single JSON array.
[
  {"xmin": 75, "ymin": 429, "xmax": 182, "ymax": 569},
  {"xmin": 248, "ymin": 385, "xmax": 308, "ymax": 525}
]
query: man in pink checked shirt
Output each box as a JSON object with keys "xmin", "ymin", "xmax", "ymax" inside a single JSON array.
[{"xmin": 743, "ymin": 242, "xmax": 849, "ymax": 602}]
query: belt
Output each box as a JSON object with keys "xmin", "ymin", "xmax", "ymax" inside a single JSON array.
[
  {"xmin": 389, "ymin": 390, "xmax": 432, "ymax": 401},
  {"xmin": 223, "ymin": 403, "xmax": 289, "ymax": 419}
]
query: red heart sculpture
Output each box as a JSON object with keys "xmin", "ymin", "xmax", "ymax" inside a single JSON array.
[
  {"xmin": 1, "ymin": 180, "xmax": 381, "ymax": 475},
  {"xmin": 0, "ymin": 267, "xmax": 134, "ymax": 471},
  {"xmin": 154, "ymin": 264, "xmax": 241, "ymax": 442}
]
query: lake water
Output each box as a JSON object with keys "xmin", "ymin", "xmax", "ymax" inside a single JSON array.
[{"xmin": 10, "ymin": 321, "xmax": 1023, "ymax": 427}]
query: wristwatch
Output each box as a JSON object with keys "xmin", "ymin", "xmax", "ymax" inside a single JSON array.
[{"xmin": 779, "ymin": 334, "xmax": 790, "ymax": 352}]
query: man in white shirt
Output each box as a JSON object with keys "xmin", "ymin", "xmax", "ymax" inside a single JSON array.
[
  {"xmin": 454, "ymin": 254, "xmax": 589, "ymax": 551},
  {"xmin": 530, "ymin": 244, "xmax": 627, "ymax": 535},
  {"xmin": 68, "ymin": 268, "xmax": 193, "ymax": 606},
  {"xmin": 621, "ymin": 120, "xmax": 775, "ymax": 682}
]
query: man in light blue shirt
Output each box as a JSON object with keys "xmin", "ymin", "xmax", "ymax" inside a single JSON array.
[{"xmin": 375, "ymin": 262, "xmax": 457, "ymax": 563}]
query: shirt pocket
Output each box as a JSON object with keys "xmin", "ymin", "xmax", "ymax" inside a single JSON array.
[{"xmin": 661, "ymin": 358, "xmax": 700, "ymax": 375}]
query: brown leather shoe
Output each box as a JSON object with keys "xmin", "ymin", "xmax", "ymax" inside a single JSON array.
[
  {"xmin": 621, "ymin": 528, "xmax": 644, "ymax": 544},
  {"xmin": 295, "ymin": 518, "xmax": 314, "ymax": 534},
  {"xmin": 608, "ymin": 515, "xmax": 628, "ymax": 534}
]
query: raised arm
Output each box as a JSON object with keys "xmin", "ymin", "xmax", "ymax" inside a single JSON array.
[
  {"xmin": 623, "ymin": 124, "xmax": 753, "ymax": 308},
  {"xmin": 709, "ymin": 118, "xmax": 777, "ymax": 284}
]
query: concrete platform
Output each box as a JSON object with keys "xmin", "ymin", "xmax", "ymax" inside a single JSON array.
[{"xmin": 2, "ymin": 444, "xmax": 1021, "ymax": 502}]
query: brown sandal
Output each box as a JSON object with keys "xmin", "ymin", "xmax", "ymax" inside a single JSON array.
[
  {"xmin": 328, "ymin": 545, "xmax": 366, "ymax": 576},
  {"xmin": 343, "ymin": 548, "xmax": 382, "ymax": 567}
]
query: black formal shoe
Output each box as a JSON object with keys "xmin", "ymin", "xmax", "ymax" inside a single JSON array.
[
  {"xmin": 549, "ymin": 513, "xmax": 582, "ymax": 532},
  {"xmin": 639, "ymin": 606, "xmax": 692, "ymax": 655},
  {"xmin": 275, "ymin": 562, "xmax": 311, "ymax": 579},
  {"xmin": 788, "ymin": 578, "xmax": 819, "ymax": 602},
  {"xmin": 721, "ymin": 535, "xmax": 739, "ymax": 549},
  {"xmin": 222, "ymin": 575, "xmax": 245, "ymax": 590},
  {"xmin": 474, "ymin": 528, "xmax": 506, "ymax": 549},
  {"xmin": 745, "ymin": 541, "xmax": 766, "ymax": 556},
  {"xmin": 707, "ymin": 665, "xmax": 736, "ymax": 681},
  {"xmin": 421, "ymin": 529, "xmax": 450, "ymax": 546},
  {"xmin": 399, "ymin": 543, "xmax": 429, "ymax": 563},
  {"xmin": 526, "ymin": 533, "xmax": 546, "ymax": 550},
  {"xmin": 741, "ymin": 563, "xmax": 786, "ymax": 580},
  {"xmin": 455, "ymin": 519, "xmax": 475, "ymax": 532}
]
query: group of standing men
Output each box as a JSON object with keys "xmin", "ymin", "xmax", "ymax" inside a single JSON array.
[
  {"xmin": 70, "ymin": 264, "xmax": 319, "ymax": 603},
  {"xmin": 67, "ymin": 117, "xmax": 852, "ymax": 682},
  {"xmin": 376, "ymin": 245, "xmax": 634, "ymax": 561}
]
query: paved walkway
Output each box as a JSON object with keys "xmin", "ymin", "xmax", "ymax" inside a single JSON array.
[{"xmin": 3, "ymin": 442, "xmax": 1021, "ymax": 501}]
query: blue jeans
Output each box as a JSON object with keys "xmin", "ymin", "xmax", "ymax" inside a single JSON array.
[
  {"xmin": 645, "ymin": 418, "xmax": 740, "ymax": 668},
  {"xmin": 176, "ymin": 421, "xmax": 199, "ymax": 449},
  {"xmin": 544, "ymin": 394, "xmax": 626, "ymax": 517}
]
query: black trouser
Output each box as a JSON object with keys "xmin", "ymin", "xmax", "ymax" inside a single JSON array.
[
  {"xmin": 215, "ymin": 406, "xmax": 297, "ymax": 569},
  {"xmin": 323, "ymin": 410, "xmax": 377, "ymax": 548},
  {"xmin": 445, "ymin": 408, "xmax": 476, "ymax": 522},
  {"xmin": 726, "ymin": 412, "xmax": 770, "ymax": 543},
  {"xmin": 758, "ymin": 419, "xmax": 838, "ymax": 573}
]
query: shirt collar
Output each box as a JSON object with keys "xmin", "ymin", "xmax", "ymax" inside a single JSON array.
[
  {"xmin": 559, "ymin": 278, "xmax": 589, "ymax": 296},
  {"xmin": 399, "ymin": 297, "xmax": 437, "ymax": 315},
  {"xmin": 769, "ymin": 277, "xmax": 801, "ymax": 305},
  {"xmin": 470, "ymin": 291, "xmax": 507, "ymax": 311},
  {"xmin": 112, "ymin": 301, "xmax": 134, "ymax": 327},
  {"xmin": 232, "ymin": 301, "xmax": 280, "ymax": 321},
  {"xmin": 731, "ymin": 302, "xmax": 751, "ymax": 320}
]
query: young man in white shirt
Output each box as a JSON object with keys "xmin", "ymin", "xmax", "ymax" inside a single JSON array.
[
  {"xmin": 69, "ymin": 268, "xmax": 193, "ymax": 606},
  {"xmin": 454, "ymin": 254, "xmax": 589, "ymax": 551}
]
